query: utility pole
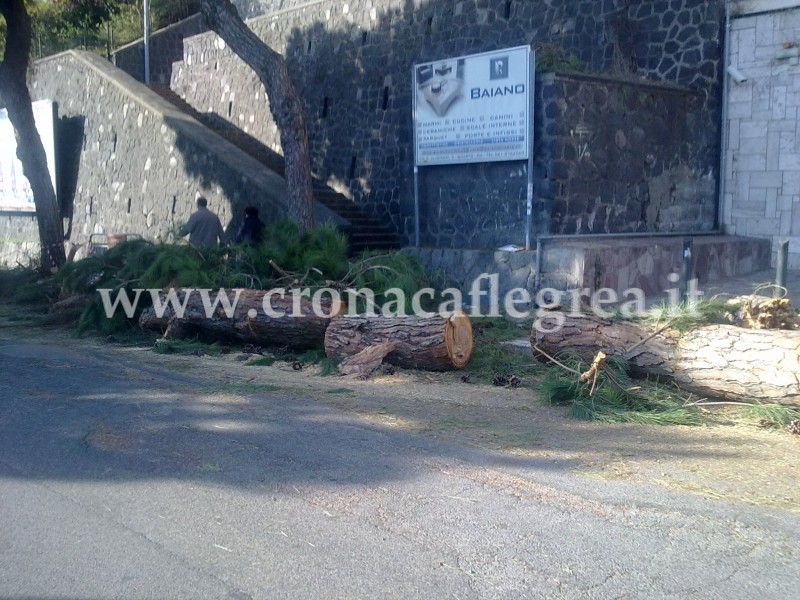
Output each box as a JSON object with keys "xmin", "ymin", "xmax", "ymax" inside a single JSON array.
[{"xmin": 143, "ymin": 0, "xmax": 150, "ymax": 84}]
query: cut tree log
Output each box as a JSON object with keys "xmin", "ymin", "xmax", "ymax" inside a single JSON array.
[
  {"xmin": 530, "ymin": 313, "xmax": 800, "ymax": 404},
  {"xmin": 139, "ymin": 288, "xmax": 343, "ymax": 350},
  {"xmin": 325, "ymin": 312, "xmax": 473, "ymax": 371}
]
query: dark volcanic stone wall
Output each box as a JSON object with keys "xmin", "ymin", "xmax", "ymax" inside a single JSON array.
[
  {"xmin": 126, "ymin": 0, "xmax": 724, "ymax": 247},
  {"xmin": 535, "ymin": 72, "xmax": 716, "ymax": 234}
]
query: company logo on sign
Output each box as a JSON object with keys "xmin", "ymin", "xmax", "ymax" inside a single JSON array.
[
  {"xmin": 470, "ymin": 84, "xmax": 526, "ymax": 99},
  {"xmin": 490, "ymin": 56, "xmax": 509, "ymax": 80}
]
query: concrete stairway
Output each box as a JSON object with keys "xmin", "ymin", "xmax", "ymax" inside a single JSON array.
[{"xmin": 149, "ymin": 85, "xmax": 399, "ymax": 253}]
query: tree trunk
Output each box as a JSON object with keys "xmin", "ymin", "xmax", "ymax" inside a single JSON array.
[
  {"xmin": 198, "ymin": 0, "xmax": 314, "ymax": 231},
  {"xmin": 530, "ymin": 313, "xmax": 800, "ymax": 404},
  {"xmin": 0, "ymin": 0, "xmax": 66, "ymax": 271},
  {"xmin": 139, "ymin": 289, "xmax": 342, "ymax": 350},
  {"xmin": 325, "ymin": 313, "xmax": 474, "ymax": 371}
]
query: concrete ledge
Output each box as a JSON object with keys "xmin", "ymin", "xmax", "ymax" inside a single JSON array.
[
  {"xmin": 405, "ymin": 235, "xmax": 772, "ymax": 302},
  {"xmin": 541, "ymin": 235, "xmax": 771, "ymax": 295}
]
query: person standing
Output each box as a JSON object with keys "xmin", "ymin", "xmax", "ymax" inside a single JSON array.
[
  {"xmin": 178, "ymin": 196, "xmax": 224, "ymax": 249},
  {"xmin": 231, "ymin": 205, "xmax": 265, "ymax": 245}
]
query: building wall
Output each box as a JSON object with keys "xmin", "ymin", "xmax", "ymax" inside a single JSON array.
[
  {"xmin": 164, "ymin": 0, "xmax": 723, "ymax": 247},
  {"xmin": 723, "ymin": 3, "xmax": 800, "ymax": 268}
]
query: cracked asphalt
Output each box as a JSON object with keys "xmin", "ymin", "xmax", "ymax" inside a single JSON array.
[{"xmin": 1, "ymin": 337, "xmax": 798, "ymax": 599}]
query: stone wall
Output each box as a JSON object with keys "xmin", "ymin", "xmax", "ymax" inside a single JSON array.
[
  {"xmin": 535, "ymin": 72, "xmax": 716, "ymax": 234},
  {"xmin": 112, "ymin": 14, "xmax": 207, "ymax": 85},
  {"xmin": 0, "ymin": 215, "xmax": 40, "ymax": 268},
  {"xmin": 162, "ymin": 0, "xmax": 724, "ymax": 248},
  {"xmin": 0, "ymin": 50, "xmax": 302, "ymax": 266},
  {"xmin": 404, "ymin": 246, "xmax": 536, "ymax": 305},
  {"xmin": 722, "ymin": 3, "xmax": 800, "ymax": 267}
]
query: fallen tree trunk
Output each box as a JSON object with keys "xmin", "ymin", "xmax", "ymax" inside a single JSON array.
[
  {"xmin": 530, "ymin": 313, "xmax": 800, "ymax": 404},
  {"xmin": 139, "ymin": 289, "xmax": 342, "ymax": 350},
  {"xmin": 325, "ymin": 312, "xmax": 473, "ymax": 371}
]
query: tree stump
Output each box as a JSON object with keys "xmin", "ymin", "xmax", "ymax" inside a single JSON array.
[{"xmin": 325, "ymin": 312, "xmax": 473, "ymax": 371}]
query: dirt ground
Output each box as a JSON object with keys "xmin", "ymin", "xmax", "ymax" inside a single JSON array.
[{"xmin": 4, "ymin": 305, "xmax": 797, "ymax": 516}]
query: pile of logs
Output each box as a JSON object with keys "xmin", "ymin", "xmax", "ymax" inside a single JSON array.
[{"xmin": 138, "ymin": 289, "xmax": 474, "ymax": 372}]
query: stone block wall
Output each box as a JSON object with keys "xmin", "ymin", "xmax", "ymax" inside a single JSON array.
[
  {"xmin": 112, "ymin": 14, "xmax": 208, "ymax": 85},
  {"xmin": 0, "ymin": 215, "xmax": 40, "ymax": 268},
  {"xmin": 723, "ymin": 3, "xmax": 800, "ymax": 267},
  {"xmin": 162, "ymin": 0, "xmax": 723, "ymax": 248},
  {"xmin": 535, "ymin": 72, "xmax": 717, "ymax": 234},
  {"xmin": 0, "ymin": 50, "xmax": 298, "ymax": 266}
]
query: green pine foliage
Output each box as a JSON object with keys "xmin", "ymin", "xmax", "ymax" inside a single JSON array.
[
  {"xmin": 0, "ymin": 267, "xmax": 58, "ymax": 307},
  {"xmin": 55, "ymin": 221, "xmax": 428, "ymax": 334},
  {"xmin": 644, "ymin": 298, "xmax": 739, "ymax": 333},
  {"xmin": 236, "ymin": 221, "xmax": 348, "ymax": 285},
  {"xmin": 540, "ymin": 353, "xmax": 704, "ymax": 426},
  {"xmin": 745, "ymin": 403, "xmax": 800, "ymax": 430},
  {"xmin": 349, "ymin": 250, "xmax": 430, "ymax": 313}
]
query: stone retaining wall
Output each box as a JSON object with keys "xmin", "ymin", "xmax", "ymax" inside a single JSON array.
[
  {"xmin": 161, "ymin": 0, "xmax": 723, "ymax": 247},
  {"xmin": 0, "ymin": 50, "xmax": 305, "ymax": 266}
]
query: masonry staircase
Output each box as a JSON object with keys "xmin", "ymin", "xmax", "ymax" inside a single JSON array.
[{"xmin": 149, "ymin": 85, "xmax": 399, "ymax": 253}]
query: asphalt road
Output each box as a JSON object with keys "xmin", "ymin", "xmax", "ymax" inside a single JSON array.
[{"xmin": 1, "ymin": 338, "xmax": 798, "ymax": 599}]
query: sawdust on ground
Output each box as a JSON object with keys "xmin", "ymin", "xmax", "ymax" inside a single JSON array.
[{"xmin": 102, "ymin": 339, "xmax": 800, "ymax": 515}]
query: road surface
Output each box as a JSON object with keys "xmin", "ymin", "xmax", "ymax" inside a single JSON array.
[{"xmin": 1, "ymin": 337, "xmax": 798, "ymax": 599}]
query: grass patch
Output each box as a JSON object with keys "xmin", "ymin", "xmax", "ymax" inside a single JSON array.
[
  {"xmin": 744, "ymin": 403, "xmax": 800, "ymax": 430},
  {"xmin": 317, "ymin": 355, "xmax": 343, "ymax": 376},
  {"xmin": 464, "ymin": 317, "xmax": 540, "ymax": 384},
  {"xmin": 326, "ymin": 387, "xmax": 354, "ymax": 395},
  {"xmin": 465, "ymin": 342, "xmax": 542, "ymax": 384},
  {"xmin": 472, "ymin": 316, "xmax": 532, "ymax": 343},
  {"xmin": 153, "ymin": 338, "xmax": 223, "ymax": 355},
  {"xmin": 540, "ymin": 354, "xmax": 704, "ymax": 426},
  {"xmin": 246, "ymin": 355, "xmax": 276, "ymax": 367},
  {"xmin": 299, "ymin": 347, "xmax": 327, "ymax": 364}
]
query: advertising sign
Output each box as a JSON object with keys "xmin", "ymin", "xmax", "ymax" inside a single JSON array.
[
  {"xmin": 413, "ymin": 46, "xmax": 532, "ymax": 166},
  {"xmin": 0, "ymin": 100, "xmax": 57, "ymax": 212}
]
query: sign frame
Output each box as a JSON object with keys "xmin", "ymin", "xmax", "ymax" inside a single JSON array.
[
  {"xmin": 0, "ymin": 100, "xmax": 58, "ymax": 213},
  {"xmin": 412, "ymin": 45, "xmax": 533, "ymax": 167}
]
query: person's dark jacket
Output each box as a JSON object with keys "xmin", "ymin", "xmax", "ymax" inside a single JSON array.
[{"xmin": 232, "ymin": 215, "xmax": 265, "ymax": 245}]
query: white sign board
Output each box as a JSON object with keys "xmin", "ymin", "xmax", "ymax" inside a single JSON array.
[
  {"xmin": 413, "ymin": 46, "xmax": 532, "ymax": 166},
  {"xmin": 0, "ymin": 100, "xmax": 57, "ymax": 212}
]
